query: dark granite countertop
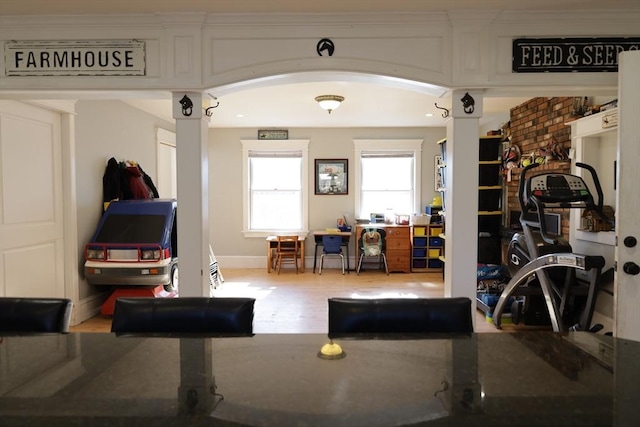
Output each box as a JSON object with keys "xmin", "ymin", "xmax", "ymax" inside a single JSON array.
[{"xmin": 0, "ymin": 332, "xmax": 638, "ymax": 427}]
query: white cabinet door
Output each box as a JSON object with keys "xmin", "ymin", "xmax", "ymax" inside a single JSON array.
[{"xmin": 0, "ymin": 100, "xmax": 64, "ymax": 298}]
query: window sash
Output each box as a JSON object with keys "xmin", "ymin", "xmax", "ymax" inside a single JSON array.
[
  {"xmin": 241, "ymin": 139, "xmax": 309, "ymax": 237},
  {"xmin": 353, "ymin": 139, "xmax": 423, "ymax": 220},
  {"xmin": 360, "ymin": 155, "xmax": 415, "ymax": 216},
  {"xmin": 249, "ymin": 156, "xmax": 302, "ymax": 230}
]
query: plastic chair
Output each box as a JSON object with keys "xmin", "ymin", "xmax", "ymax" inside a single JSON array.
[
  {"xmin": 328, "ymin": 297, "xmax": 473, "ymax": 338},
  {"xmin": 319, "ymin": 235, "xmax": 345, "ymax": 275},
  {"xmin": 111, "ymin": 297, "xmax": 255, "ymax": 336},
  {"xmin": 0, "ymin": 297, "xmax": 73, "ymax": 334},
  {"xmin": 274, "ymin": 235, "xmax": 300, "ymax": 274},
  {"xmin": 356, "ymin": 228, "xmax": 389, "ymax": 275}
]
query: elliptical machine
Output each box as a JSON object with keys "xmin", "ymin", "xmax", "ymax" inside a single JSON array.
[{"xmin": 493, "ymin": 162, "xmax": 606, "ymax": 332}]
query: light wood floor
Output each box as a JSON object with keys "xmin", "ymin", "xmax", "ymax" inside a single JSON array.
[{"xmin": 70, "ymin": 267, "xmax": 534, "ymax": 334}]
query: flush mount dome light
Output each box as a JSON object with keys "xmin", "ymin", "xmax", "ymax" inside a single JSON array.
[{"xmin": 315, "ymin": 95, "xmax": 344, "ymax": 114}]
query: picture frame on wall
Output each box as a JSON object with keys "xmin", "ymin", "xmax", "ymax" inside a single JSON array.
[{"xmin": 315, "ymin": 159, "xmax": 348, "ymax": 195}]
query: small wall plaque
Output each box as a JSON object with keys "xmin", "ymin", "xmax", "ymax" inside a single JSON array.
[
  {"xmin": 258, "ymin": 129, "xmax": 288, "ymax": 140},
  {"xmin": 602, "ymin": 112, "xmax": 618, "ymax": 129}
]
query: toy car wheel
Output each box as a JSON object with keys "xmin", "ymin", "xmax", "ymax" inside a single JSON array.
[{"xmin": 164, "ymin": 265, "xmax": 178, "ymax": 292}]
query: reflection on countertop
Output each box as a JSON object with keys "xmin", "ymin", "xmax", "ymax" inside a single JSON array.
[{"xmin": 1, "ymin": 332, "xmax": 638, "ymax": 427}]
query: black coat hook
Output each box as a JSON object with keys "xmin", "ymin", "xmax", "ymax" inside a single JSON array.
[
  {"xmin": 205, "ymin": 101, "xmax": 220, "ymax": 117},
  {"xmin": 434, "ymin": 103, "xmax": 450, "ymax": 118}
]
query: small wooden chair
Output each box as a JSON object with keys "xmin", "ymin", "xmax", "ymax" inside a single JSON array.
[{"xmin": 275, "ymin": 235, "xmax": 300, "ymax": 274}]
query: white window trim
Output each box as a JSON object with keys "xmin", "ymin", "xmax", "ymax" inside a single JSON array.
[
  {"xmin": 353, "ymin": 139, "xmax": 423, "ymax": 218},
  {"xmin": 241, "ymin": 139, "xmax": 310, "ymax": 238}
]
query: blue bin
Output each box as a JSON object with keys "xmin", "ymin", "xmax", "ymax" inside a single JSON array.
[
  {"xmin": 429, "ymin": 237, "xmax": 443, "ymax": 246},
  {"xmin": 413, "ymin": 248, "xmax": 426, "ymax": 257},
  {"xmin": 414, "ymin": 237, "xmax": 427, "ymax": 246}
]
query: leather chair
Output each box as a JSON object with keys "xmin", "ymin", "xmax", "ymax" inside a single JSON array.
[
  {"xmin": 111, "ymin": 297, "xmax": 255, "ymax": 336},
  {"xmin": 0, "ymin": 297, "xmax": 73, "ymax": 334},
  {"xmin": 328, "ymin": 297, "xmax": 473, "ymax": 338}
]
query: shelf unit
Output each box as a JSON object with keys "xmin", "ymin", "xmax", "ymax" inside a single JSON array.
[
  {"xmin": 568, "ymin": 108, "xmax": 617, "ymax": 251},
  {"xmin": 478, "ymin": 136, "xmax": 504, "ymax": 265},
  {"xmin": 436, "ymin": 136, "xmax": 504, "ymax": 268},
  {"xmin": 411, "ymin": 224, "xmax": 444, "ymax": 272},
  {"xmin": 435, "ymin": 137, "xmax": 447, "ymax": 274}
]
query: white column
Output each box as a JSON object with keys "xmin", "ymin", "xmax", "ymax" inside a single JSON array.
[
  {"xmin": 178, "ymin": 338, "xmax": 217, "ymax": 414},
  {"xmin": 444, "ymin": 90, "xmax": 483, "ymax": 317},
  {"xmin": 172, "ymin": 91, "xmax": 210, "ymax": 297}
]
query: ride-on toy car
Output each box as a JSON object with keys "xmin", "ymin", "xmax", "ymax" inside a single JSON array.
[{"xmin": 84, "ymin": 199, "xmax": 179, "ymax": 292}]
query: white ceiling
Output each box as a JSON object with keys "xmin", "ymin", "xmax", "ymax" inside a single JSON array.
[
  {"xmin": 123, "ymin": 78, "xmax": 530, "ymax": 129},
  {"xmin": 2, "ymin": 0, "xmax": 638, "ymax": 15},
  {"xmin": 2, "ymin": 0, "xmax": 632, "ymax": 128}
]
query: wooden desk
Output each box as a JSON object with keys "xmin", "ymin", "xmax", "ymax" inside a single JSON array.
[
  {"xmin": 311, "ymin": 230, "xmax": 353, "ymax": 273},
  {"xmin": 266, "ymin": 235, "xmax": 305, "ymax": 273},
  {"xmin": 355, "ymin": 224, "xmax": 411, "ymax": 273}
]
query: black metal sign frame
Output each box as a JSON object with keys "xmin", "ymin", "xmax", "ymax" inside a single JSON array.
[{"xmin": 513, "ymin": 37, "xmax": 640, "ymax": 73}]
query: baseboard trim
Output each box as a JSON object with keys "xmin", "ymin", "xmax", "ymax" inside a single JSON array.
[{"xmin": 73, "ymin": 291, "xmax": 110, "ymax": 325}]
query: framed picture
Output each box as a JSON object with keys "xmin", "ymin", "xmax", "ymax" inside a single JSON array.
[{"xmin": 315, "ymin": 159, "xmax": 348, "ymax": 195}]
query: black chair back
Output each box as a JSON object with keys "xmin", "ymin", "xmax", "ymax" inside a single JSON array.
[
  {"xmin": 0, "ymin": 297, "xmax": 73, "ymax": 334},
  {"xmin": 111, "ymin": 297, "xmax": 255, "ymax": 336},
  {"xmin": 328, "ymin": 297, "xmax": 473, "ymax": 338}
]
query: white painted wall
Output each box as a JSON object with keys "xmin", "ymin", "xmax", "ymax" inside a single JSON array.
[
  {"xmin": 209, "ymin": 127, "xmax": 444, "ymax": 267},
  {"xmin": 73, "ymin": 100, "xmax": 175, "ymax": 300}
]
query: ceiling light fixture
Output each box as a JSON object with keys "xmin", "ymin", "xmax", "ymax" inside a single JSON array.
[{"xmin": 315, "ymin": 95, "xmax": 344, "ymax": 114}]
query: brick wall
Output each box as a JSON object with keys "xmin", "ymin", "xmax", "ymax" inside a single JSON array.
[{"xmin": 504, "ymin": 97, "xmax": 577, "ymax": 238}]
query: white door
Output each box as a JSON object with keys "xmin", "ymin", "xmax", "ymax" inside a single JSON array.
[
  {"xmin": 156, "ymin": 128, "xmax": 177, "ymax": 199},
  {"xmin": 0, "ymin": 100, "xmax": 65, "ymax": 298},
  {"xmin": 615, "ymin": 51, "xmax": 640, "ymax": 341}
]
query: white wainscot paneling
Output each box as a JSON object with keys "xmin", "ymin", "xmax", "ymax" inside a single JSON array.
[
  {"xmin": 1, "ymin": 117, "xmax": 55, "ymax": 224},
  {"xmin": 4, "ymin": 243, "xmax": 58, "ymax": 297}
]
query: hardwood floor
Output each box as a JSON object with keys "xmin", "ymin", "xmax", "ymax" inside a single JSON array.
[{"xmin": 70, "ymin": 267, "xmax": 528, "ymax": 334}]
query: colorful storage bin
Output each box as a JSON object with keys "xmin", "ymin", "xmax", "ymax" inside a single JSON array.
[
  {"xmin": 413, "ymin": 227, "xmax": 426, "ymax": 236},
  {"xmin": 413, "ymin": 248, "xmax": 427, "ymax": 257},
  {"xmin": 429, "ymin": 237, "xmax": 443, "ymax": 246},
  {"xmin": 413, "ymin": 259, "xmax": 427, "ymax": 269},
  {"xmin": 428, "ymin": 259, "xmax": 443, "ymax": 268},
  {"xmin": 429, "ymin": 249, "xmax": 441, "ymax": 258},
  {"xmin": 414, "ymin": 237, "xmax": 427, "ymax": 246}
]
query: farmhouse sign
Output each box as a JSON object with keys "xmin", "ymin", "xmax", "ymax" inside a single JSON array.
[
  {"xmin": 513, "ymin": 37, "xmax": 640, "ymax": 73},
  {"xmin": 4, "ymin": 40, "xmax": 145, "ymax": 76}
]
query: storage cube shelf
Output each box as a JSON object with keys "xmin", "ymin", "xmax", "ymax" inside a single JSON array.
[
  {"xmin": 411, "ymin": 225, "xmax": 443, "ymax": 272},
  {"xmin": 436, "ymin": 135, "xmax": 504, "ymax": 279}
]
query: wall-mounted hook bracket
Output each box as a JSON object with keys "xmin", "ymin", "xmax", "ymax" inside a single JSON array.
[
  {"xmin": 434, "ymin": 103, "xmax": 450, "ymax": 118},
  {"xmin": 205, "ymin": 100, "xmax": 220, "ymax": 117}
]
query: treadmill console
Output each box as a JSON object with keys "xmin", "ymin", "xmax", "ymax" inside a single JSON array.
[{"xmin": 525, "ymin": 173, "xmax": 591, "ymax": 204}]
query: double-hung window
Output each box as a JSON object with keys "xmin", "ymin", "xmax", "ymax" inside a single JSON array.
[
  {"xmin": 354, "ymin": 139, "xmax": 423, "ymax": 219},
  {"xmin": 241, "ymin": 140, "xmax": 309, "ymax": 236}
]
